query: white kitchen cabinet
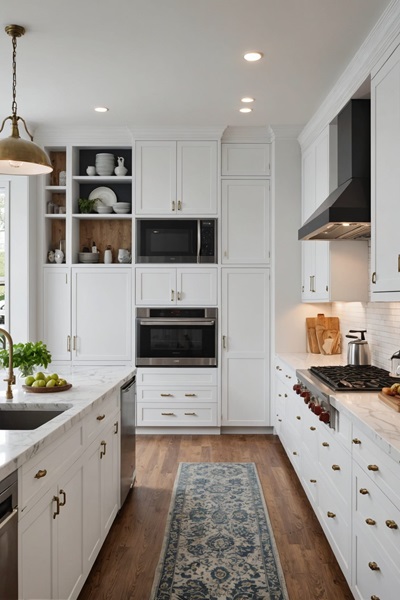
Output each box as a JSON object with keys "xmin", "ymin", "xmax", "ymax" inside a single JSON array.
[
  {"xmin": 221, "ymin": 179, "xmax": 270, "ymax": 264},
  {"xmin": 136, "ymin": 368, "xmax": 218, "ymax": 429},
  {"xmin": 19, "ymin": 456, "xmax": 85, "ymax": 600},
  {"xmin": 135, "ymin": 267, "xmax": 217, "ymax": 306},
  {"xmin": 221, "ymin": 143, "xmax": 270, "ymax": 176},
  {"xmin": 221, "ymin": 269, "xmax": 270, "ymax": 426},
  {"xmin": 135, "ymin": 140, "xmax": 218, "ymax": 215},
  {"xmin": 371, "ymin": 41, "xmax": 400, "ymax": 299},
  {"xmin": 43, "ymin": 266, "xmax": 132, "ymax": 364},
  {"xmin": 301, "ymin": 126, "xmax": 368, "ymax": 302}
]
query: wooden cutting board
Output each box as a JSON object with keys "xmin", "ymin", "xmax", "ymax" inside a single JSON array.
[
  {"xmin": 306, "ymin": 317, "xmax": 320, "ymax": 353},
  {"xmin": 306, "ymin": 314, "xmax": 340, "ymax": 354},
  {"xmin": 378, "ymin": 392, "xmax": 400, "ymax": 412}
]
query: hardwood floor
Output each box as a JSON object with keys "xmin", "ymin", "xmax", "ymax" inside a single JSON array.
[{"xmin": 78, "ymin": 434, "xmax": 354, "ymax": 600}]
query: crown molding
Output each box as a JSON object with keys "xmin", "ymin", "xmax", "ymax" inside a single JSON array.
[
  {"xmin": 129, "ymin": 126, "xmax": 225, "ymax": 140},
  {"xmin": 298, "ymin": 0, "xmax": 400, "ymax": 150},
  {"xmin": 34, "ymin": 126, "xmax": 133, "ymax": 146},
  {"xmin": 221, "ymin": 126, "xmax": 271, "ymax": 143},
  {"xmin": 268, "ymin": 124, "xmax": 303, "ymax": 141}
]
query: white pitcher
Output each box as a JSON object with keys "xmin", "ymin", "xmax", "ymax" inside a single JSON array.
[{"xmin": 114, "ymin": 157, "xmax": 128, "ymax": 176}]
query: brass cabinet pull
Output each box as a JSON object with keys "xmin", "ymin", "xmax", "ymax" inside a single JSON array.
[
  {"xmin": 34, "ymin": 469, "xmax": 47, "ymax": 479},
  {"xmin": 100, "ymin": 440, "xmax": 107, "ymax": 459},
  {"xmin": 331, "ymin": 464, "xmax": 341, "ymax": 471},
  {"xmin": 114, "ymin": 421, "xmax": 119, "ymax": 434},
  {"xmin": 359, "ymin": 488, "xmax": 369, "ymax": 495},
  {"xmin": 222, "ymin": 335, "xmax": 227, "ymax": 349},
  {"xmin": 277, "ymin": 419, "xmax": 282, "ymax": 422},
  {"xmin": 73, "ymin": 335, "xmax": 76, "ymax": 351},
  {"xmin": 172, "ymin": 200, "xmax": 176, "ymax": 211},
  {"xmin": 292, "ymin": 451, "xmax": 298, "ymax": 456},
  {"xmin": 185, "ymin": 393, "xmax": 196, "ymax": 397},
  {"xmin": 67, "ymin": 335, "xmax": 71, "ymax": 352},
  {"xmin": 352, "ymin": 438, "xmax": 362, "ymax": 444},
  {"xmin": 286, "ymin": 374, "xmax": 292, "ymax": 379},
  {"xmin": 296, "ymin": 415, "xmax": 301, "ymax": 420},
  {"xmin": 161, "ymin": 393, "xmax": 173, "ymax": 397},
  {"xmin": 310, "ymin": 426, "xmax": 316, "ymax": 431},
  {"xmin": 310, "ymin": 479, "xmax": 317, "ymax": 483},
  {"xmin": 372, "ymin": 271, "xmax": 377, "ymax": 284},
  {"xmin": 59, "ymin": 489, "xmax": 66, "ymax": 507},
  {"xmin": 96, "ymin": 414, "xmax": 106, "ymax": 421},
  {"xmin": 368, "ymin": 464, "xmax": 379, "ymax": 472},
  {"xmin": 53, "ymin": 496, "xmax": 60, "ymax": 520},
  {"xmin": 327, "ymin": 511, "xmax": 336, "ymax": 518},
  {"xmin": 177, "ymin": 200, "xmax": 182, "ymax": 211},
  {"xmin": 171, "ymin": 289, "xmax": 175, "ymax": 302},
  {"xmin": 371, "ymin": 596, "xmax": 381, "ymax": 600},
  {"xmin": 365, "ymin": 518, "xmax": 376, "ymax": 526},
  {"xmin": 184, "ymin": 412, "xmax": 197, "ymax": 416},
  {"xmin": 368, "ymin": 561, "xmax": 380, "ymax": 571},
  {"xmin": 284, "ymin": 393, "xmax": 288, "ymax": 397},
  {"xmin": 322, "ymin": 442, "xmax": 329, "ymax": 447},
  {"xmin": 177, "ymin": 291, "xmax": 182, "ymax": 301},
  {"xmin": 275, "ymin": 366, "xmax": 282, "ymax": 371},
  {"xmin": 386, "ymin": 519, "xmax": 398, "ymax": 529},
  {"xmin": 161, "ymin": 412, "xmax": 175, "ymax": 416}
]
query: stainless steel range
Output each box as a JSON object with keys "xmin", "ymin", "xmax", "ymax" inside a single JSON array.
[{"xmin": 295, "ymin": 365, "xmax": 394, "ymax": 430}]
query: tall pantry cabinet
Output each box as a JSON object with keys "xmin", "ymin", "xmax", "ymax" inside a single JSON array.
[{"xmin": 221, "ymin": 142, "xmax": 271, "ymax": 427}]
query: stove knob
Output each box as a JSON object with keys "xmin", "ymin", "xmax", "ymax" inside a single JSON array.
[
  {"xmin": 319, "ymin": 411, "xmax": 330, "ymax": 424},
  {"xmin": 300, "ymin": 390, "xmax": 310, "ymax": 401},
  {"xmin": 313, "ymin": 404, "xmax": 323, "ymax": 416},
  {"xmin": 308, "ymin": 401, "xmax": 315, "ymax": 411},
  {"xmin": 293, "ymin": 384, "xmax": 301, "ymax": 392}
]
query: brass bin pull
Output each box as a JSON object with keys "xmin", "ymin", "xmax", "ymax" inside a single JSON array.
[
  {"xmin": 352, "ymin": 438, "xmax": 362, "ymax": 444},
  {"xmin": 185, "ymin": 393, "xmax": 196, "ymax": 397},
  {"xmin": 368, "ymin": 561, "xmax": 380, "ymax": 571},
  {"xmin": 322, "ymin": 442, "xmax": 329, "ymax": 447},
  {"xmin": 331, "ymin": 464, "xmax": 341, "ymax": 471},
  {"xmin": 368, "ymin": 464, "xmax": 379, "ymax": 472},
  {"xmin": 386, "ymin": 519, "xmax": 398, "ymax": 529},
  {"xmin": 365, "ymin": 518, "xmax": 376, "ymax": 526},
  {"xmin": 96, "ymin": 414, "xmax": 106, "ymax": 421},
  {"xmin": 53, "ymin": 496, "xmax": 60, "ymax": 520},
  {"xmin": 161, "ymin": 412, "xmax": 175, "ymax": 416},
  {"xmin": 310, "ymin": 479, "xmax": 317, "ymax": 483},
  {"xmin": 59, "ymin": 489, "xmax": 66, "ymax": 507},
  {"xmin": 359, "ymin": 488, "xmax": 369, "ymax": 495},
  {"xmin": 34, "ymin": 469, "xmax": 47, "ymax": 479},
  {"xmin": 100, "ymin": 440, "xmax": 107, "ymax": 459},
  {"xmin": 327, "ymin": 511, "xmax": 336, "ymax": 519},
  {"xmin": 184, "ymin": 412, "xmax": 197, "ymax": 416},
  {"xmin": 161, "ymin": 393, "xmax": 173, "ymax": 397}
]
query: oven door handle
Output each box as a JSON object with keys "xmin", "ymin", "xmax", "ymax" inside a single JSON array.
[
  {"xmin": 197, "ymin": 219, "xmax": 201, "ymax": 264},
  {"xmin": 138, "ymin": 319, "xmax": 215, "ymax": 326}
]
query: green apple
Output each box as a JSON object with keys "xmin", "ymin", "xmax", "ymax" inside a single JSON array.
[
  {"xmin": 58, "ymin": 379, "xmax": 67, "ymax": 386},
  {"xmin": 49, "ymin": 373, "xmax": 59, "ymax": 381},
  {"xmin": 46, "ymin": 379, "xmax": 56, "ymax": 388},
  {"xmin": 32, "ymin": 379, "xmax": 46, "ymax": 387},
  {"xmin": 35, "ymin": 372, "xmax": 45, "ymax": 381},
  {"xmin": 24, "ymin": 376, "xmax": 35, "ymax": 386}
]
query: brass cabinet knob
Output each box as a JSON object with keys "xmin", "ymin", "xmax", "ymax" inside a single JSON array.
[
  {"xmin": 34, "ymin": 469, "xmax": 47, "ymax": 479},
  {"xmin": 296, "ymin": 415, "xmax": 301, "ymax": 420},
  {"xmin": 370, "ymin": 595, "xmax": 381, "ymax": 600},
  {"xmin": 386, "ymin": 519, "xmax": 398, "ymax": 529},
  {"xmin": 359, "ymin": 488, "xmax": 369, "ymax": 495},
  {"xmin": 310, "ymin": 479, "xmax": 317, "ymax": 483},
  {"xmin": 322, "ymin": 442, "xmax": 329, "ymax": 447},
  {"xmin": 352, "ymin": 438, "xmax": 362, "ymax": 444},
  {"xmin": 293, "ymin": 451, "xmax": 298, "ymax": 456},
  {"xmin": 368, "ymin": 561, "xmax": 380, "ymax": 571},
  {"xmin": 310, "ymin": 426, "xmax": 316, "ymax": 431},
  {"xmin": 367, "ymin": 464, "xmax": 379, "ymax": 472},
  {"xmin": 327, "ymin": 511, "xmax": 336, "ymax": 518},
  {"xmin": 365, "ymin": 518, "xmax": 376, "ymax": 526},
  {"xmin": 331, "ymin": 464, "xmax": 341, "ymax": 471},
  {"xmin": 96, "ymin": 414, "xmax": 105, "ymax": 421}
]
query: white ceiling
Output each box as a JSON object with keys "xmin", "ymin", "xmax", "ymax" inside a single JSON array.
[{"xmin": 0, "ymin": 0, "xmax": 392, "ymax": 133}]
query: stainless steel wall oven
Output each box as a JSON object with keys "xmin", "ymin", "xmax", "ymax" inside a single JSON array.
[{"xmin": 136, "ymin": 307, "xmax": 217, "ymax": 366}]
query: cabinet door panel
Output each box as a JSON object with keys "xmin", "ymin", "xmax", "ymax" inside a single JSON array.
[
  {"xmin": 101, "ymin": 419, "xmax": 120, "ymax": 536},
  {"xmin": 222, "ymin": 180, "xmax": 270, "ymax": 264},
  {"xmin": 135, "ymin": 141, "xmax": 176, "ymax": 214},
  {"xmin": 221, "ymin": 143, "xmax": 270, "ymax": 176},
  {"xmin": 83, "ymin": 441, "xmax": 102, "ymax": 571},
  {"xmin": 135, "ymin": 268, "xmax": 175, "ymax": 305},
  {"xmin": 177, "ymin": 268, "xmax": 217, "ymax": 305},
  {"xmin": 177, "ymin": 141, "xmax": 217, "ymax": 214},
  {"xmin": 43, "ymin": 267, "xmax": 71, "ymax": 361},
  {"xmin": 73, "ymin": 268, "xmax": 132, "ymax": 361}
]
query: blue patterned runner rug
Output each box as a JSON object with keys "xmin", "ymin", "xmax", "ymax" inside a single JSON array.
[{"xmin": 150, "ymin": 462, "xmax": 289, "ymax": 600}]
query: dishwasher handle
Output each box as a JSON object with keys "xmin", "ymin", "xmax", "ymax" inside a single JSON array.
[{"xmin": 121, "ymin": 376, "xmax": 136, "ymax": 393}]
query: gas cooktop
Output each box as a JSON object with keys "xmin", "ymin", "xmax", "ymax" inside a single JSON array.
[{"xmin": 309, "ymin": 365, "xmax": 394, "ymax": 391}]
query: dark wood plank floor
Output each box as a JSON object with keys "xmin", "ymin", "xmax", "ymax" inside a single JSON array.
[{"xmin": 78, "ymin": 434, "xmax": 354, "ymax": 600}]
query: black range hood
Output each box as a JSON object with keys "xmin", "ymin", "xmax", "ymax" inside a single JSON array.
[{"xmin": 298, "ymin": 99, "xmax": 371, "ymax": 241}]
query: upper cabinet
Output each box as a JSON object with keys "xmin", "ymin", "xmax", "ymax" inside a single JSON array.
[
  {"xmin": 221, "ymin": 143, "xmax": 270, "ymax": 176},
  {"xmin": 371, "ymin": 41, "xmax": 400, "ymax": 300},
  {"xmin": 135, "ymin": 140, "xmax": 218, "ymax": 215},
  {"xmin": 301, "ymin": 126, "xmax": 368, "ymax": 302}
]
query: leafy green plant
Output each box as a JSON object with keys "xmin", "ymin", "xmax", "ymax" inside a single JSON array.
[
  {"xmin": 78, "ymin": 197, "xmax": 97, "ymax": 214},
  {"xmin": 0, "ymin": 340, "xmax": 52, "ymax": 377}
]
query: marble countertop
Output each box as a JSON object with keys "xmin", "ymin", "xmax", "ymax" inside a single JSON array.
[
  {"xmin": 277, "ymin": 353, "xmax": 400, "ymax": 464},
  {"xmin": 0, "ymin": 365, "xmax": 135, "ymax": 481}
]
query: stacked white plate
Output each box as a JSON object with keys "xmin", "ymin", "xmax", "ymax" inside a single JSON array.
[
  {"xmin": 78, "ymin": 252, "xmax": 100, "ymax": 263},
  {"xmin": 95, "ymin": 153, "xmax": 115, "ymax": 176},
  {"xmin": 113, "ymin": 202, "xmax": 131, "ymax": 214}
]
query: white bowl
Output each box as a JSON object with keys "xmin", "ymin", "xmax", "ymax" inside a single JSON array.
[
  {"xmin": 113, "ymin": 207, "xmax": 130, "ymax": 214},
  {"xmin": 113, "ymin": 203, "xmax": 130, "ymax": 209},
  {"xmin": 96, "ymin": 206, "xmax": 113, "ymax": 214},
  {"xmin": 78, "ymin": 252, "xmax": 99, "ymax": 263}
]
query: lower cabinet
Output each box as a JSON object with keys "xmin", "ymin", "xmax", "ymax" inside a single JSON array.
[
  {"xmin": 136, "ymin": 368, "xmax": 219, "ymax": 429},
  {"xmin": 221, "ymin": 269, "xmax": 270, "ymax": 426},
  {"xmin": 19, "ymin": 397, "xmax": 121, "ymax": 600}
]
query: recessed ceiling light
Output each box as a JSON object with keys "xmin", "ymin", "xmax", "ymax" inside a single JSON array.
[
  {"xmin": 241, "ymin": 97, "xmax": 255, "ymax": 103},
  {"xmin": 243, "ymin": 51, "xmax": 263, "ymax": 62},
  {"xmin": 94, "ymin": 106, "xmax": 109, "ymax": 113},
  {"xmin": 240, "ymin": 107, "xmax": 253, "ymax": 113}
]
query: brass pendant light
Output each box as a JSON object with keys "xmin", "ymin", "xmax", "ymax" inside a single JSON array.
[{"xmin": 0, "ymin": 25, "xmax": 53, "ymax": 175}]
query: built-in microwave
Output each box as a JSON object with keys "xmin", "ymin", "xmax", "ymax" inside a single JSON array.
[{"xmin": 136, "ymin": 218, "xmax": 217, "ymax": 263}]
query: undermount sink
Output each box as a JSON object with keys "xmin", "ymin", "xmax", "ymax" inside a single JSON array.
[{"xmin": 0, "ymin": 405, "xmax": 70, "ymax": 431}]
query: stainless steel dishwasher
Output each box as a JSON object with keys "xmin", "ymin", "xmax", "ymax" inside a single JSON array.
[
  {"xmin": 0, "ymin": 470, "xmax": 18, "ymax": 600},
  {"xmin": 120, "ymin": 375, "xmax": 136, "ymax": 506}
]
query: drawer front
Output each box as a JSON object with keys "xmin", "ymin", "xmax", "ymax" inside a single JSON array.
[
  {"xmin": 137, "ymin": 368, "xmax": 217, "ymax": 386},
  {"xmin": 20, "ymin": 424, "xmax": 84, "ymax": 511},
  {"xmin": 300, "ymin": 445, "xmax": 320, "ymax": 507},
  {"xmin": 136, "ymin": 403, "xmax": 217, "ymax": 426},
  {"xmin": 352, "ymin": 425, "xmax": 400, "ymax": 507},
  {"xmin": 275, "ymin": 358, "xmax": 296, "ymax": 386},
  {"xmin": 301, "ymin": 404, "xmax": 320, "ymax": 458},
  {"xmin": 137, "ymin": 387, "xmax": 217, "ymax": 404},
  {"xmin": 85, "ymin": 392, "xmax": 120, "ymax": 444},
  {"xmin": 354, "ymin": 462, "xmax": 400, "ymax": 561},
  {"xmin": 318, "ymin": 471, "xmax": 350, "ymax": 571},
  {"xmin": 354, "ymin": 524, "xmax": 400, "ymax": 600},
  {"xmin": 318, "ymin": 430, "xmax": 351, "ymax": 505}
]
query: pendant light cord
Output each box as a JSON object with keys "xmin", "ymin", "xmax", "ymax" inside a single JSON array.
[{"xmin": 11, "ymin": 33, "xmax": 18, "ymax": 118}]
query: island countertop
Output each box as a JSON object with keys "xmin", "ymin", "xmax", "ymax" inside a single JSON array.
[{"xmin": 0, "ymin": 365, "xmax": 135, "ymax": 481}]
